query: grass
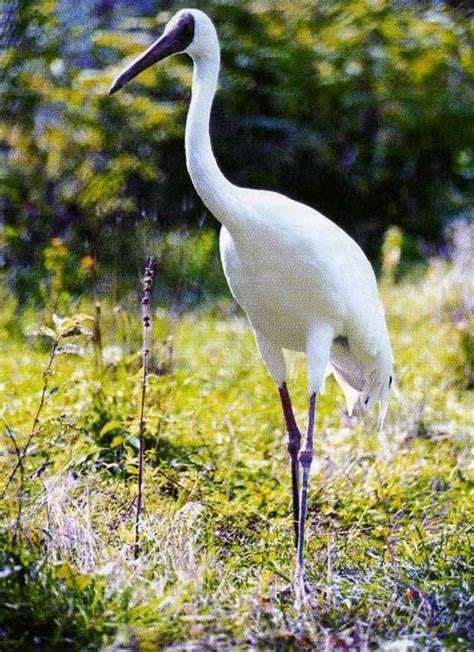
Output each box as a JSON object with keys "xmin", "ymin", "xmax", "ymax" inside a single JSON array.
[{"xmin": 0, "ymin": 257, "xmax": 472, "ymax": 650}]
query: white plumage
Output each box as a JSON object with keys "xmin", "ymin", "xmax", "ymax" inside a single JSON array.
[
  {"xmin": 110, "ymin": 8, "xmax": 394, "ymax": 584},
  {"xmin": 219, "ymin": 191, "xmax": 393, "ymax": 423}
]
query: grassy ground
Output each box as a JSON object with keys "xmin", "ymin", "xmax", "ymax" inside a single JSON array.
[{"xmin": 0, "ymin": 259, "xmax": 472, "ymax": 650}]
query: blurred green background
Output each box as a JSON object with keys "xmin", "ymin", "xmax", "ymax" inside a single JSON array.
[{"xmin": 1, "ymin": 0, "xmax": 473, "ymax": 306}]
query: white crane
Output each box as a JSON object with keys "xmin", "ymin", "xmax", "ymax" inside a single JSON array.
[{"xmin": 110, "ymin": 8, "xmax": 394, "ymax": 586}]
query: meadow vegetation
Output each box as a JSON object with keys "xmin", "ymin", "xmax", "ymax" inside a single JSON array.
[
  {"xmin": 0, "ymin": 227, "xmax": 472, "ymax": 650},
  {"xmin": 1, "ymin": 0, "xmax": 473, "ymax": 648}
]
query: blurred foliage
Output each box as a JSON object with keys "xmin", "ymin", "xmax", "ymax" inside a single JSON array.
[{"xmin": 0, "ymin": 0, "xmax": 473, "ymax": 302}]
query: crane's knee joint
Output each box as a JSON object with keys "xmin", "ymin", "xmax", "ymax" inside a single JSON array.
[
  {"xmin": 286, "ymin": 429, "xmax": 301, "ymax": 457},
  {"xmin": 287, "ymin": 441, "xmax": 300, "ymax": 457},
  {"xmin": 299, "ymin": 449, "xmax": 313, "ymax": 470}
]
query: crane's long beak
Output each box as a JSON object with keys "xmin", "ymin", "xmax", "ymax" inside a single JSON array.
[{"xmin": 109, "ymin": 14, "xmax": 194, "ymax": 95}]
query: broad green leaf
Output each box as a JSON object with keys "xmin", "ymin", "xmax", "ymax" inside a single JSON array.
[
  {"xmin": 125, "ymin": 433, "xmax": 140, "ymax": 449},
  {"xmin": 110, "ymin": 435, "xmax": 124, "ymax": 448},
  {"xmin": 100, "ymin": 421, "xmax": 122, "ymax": 437}
]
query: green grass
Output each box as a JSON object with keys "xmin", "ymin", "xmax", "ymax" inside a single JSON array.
[{"xmin": 0, "ymin": 260, "xmax": 472, "ymax": 650}]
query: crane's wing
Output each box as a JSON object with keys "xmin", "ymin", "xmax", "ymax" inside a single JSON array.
[{"xmin": 325, "ymin": 230, "xmax": 394, "ymax": 428}]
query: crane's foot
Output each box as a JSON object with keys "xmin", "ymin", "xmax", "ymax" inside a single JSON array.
[{"xmin": 293, "ymin": 566, "xmax": 317, "ymax": 610}]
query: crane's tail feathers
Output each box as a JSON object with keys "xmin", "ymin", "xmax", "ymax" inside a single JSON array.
[
  {"xmin": 331, "ymin": 364, "xmax": 392, "ymax": 429},
  {"xmin": 359, "ymin": 367, "xmax": 391, "ymax": 429}
]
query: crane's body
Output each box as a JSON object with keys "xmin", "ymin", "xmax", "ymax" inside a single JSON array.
[
  {"xmin": 219, "ymin": 192, "xmax": 392, "ymax": 412},
  {"xmin": 110, "ymin": 8, "xmax": 393, "ymax": 592}
]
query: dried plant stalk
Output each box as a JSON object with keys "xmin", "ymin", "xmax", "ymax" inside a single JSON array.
[
  {"xmin": 93, "ymin": 301, "xmax": 103, "ymax": 370},
  {"xmin": 134, "ymin": 257, "xmax": 156, "ymax": 559},
  {"xmin": 4, "ymin": 424, "xmax": 25, "ymax": 547}
]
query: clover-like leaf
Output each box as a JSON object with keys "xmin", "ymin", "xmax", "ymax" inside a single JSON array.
[{"xmin": 35, "ymin": 326, "xmax": 58, "ymax": 339}]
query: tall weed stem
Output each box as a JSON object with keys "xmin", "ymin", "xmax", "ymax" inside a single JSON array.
[{"xmin": 134, "ymin": 257, "xmax": 156, "ymax": 559}]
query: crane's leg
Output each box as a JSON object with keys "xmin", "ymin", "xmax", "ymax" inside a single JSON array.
[
  {"xmin": 278, "ymin": 382, "xmax": 301, "ymax": 548},
  {"xmin": 296, "ymin": 324, "xmax": 333, "ymax": 583},
  {"xmin": 297, "ymin": 391, "xmax": 316, "ymax": 571},
  {"xmin": 253, "ymin": 331, "xmax": 301, "ymax": 547}
]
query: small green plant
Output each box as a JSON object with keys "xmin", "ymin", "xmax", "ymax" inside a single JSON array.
[{"xmin": 4, "ymin": 313, "xmax": 93, "ymax": 545}]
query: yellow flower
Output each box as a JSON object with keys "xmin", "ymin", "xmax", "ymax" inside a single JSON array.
[
  {"xmin": 49, "ymin": 238, "xmax": 67, "ymax": 257},
  {"xmin": 80, "ymin": 255, "xmax": 98, "ymax": 272}
]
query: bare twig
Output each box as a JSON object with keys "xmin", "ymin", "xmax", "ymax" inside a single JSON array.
[
  {"xmin": 4, "ymin": 423, "xmax": 25, "ymax": 546},
  {"xmin": 3, "ymin": 338, "xmax": 59, "ymax": 498},
  {"xmin": 27, "ymin": 339, "xmax": 59, "ymax": 456},
  {"xmin": 134, "ymin": 257, "xmax": 157, "ymax": 559}
]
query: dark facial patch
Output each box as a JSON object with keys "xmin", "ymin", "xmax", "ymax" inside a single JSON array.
[{"xmin": 172, "ymin": 13, "xmax": 195, "ymax": 52}]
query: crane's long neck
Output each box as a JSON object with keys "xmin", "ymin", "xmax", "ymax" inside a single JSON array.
[{"xmin": 186, "ymin": 53, "xmax": 239, "ymax": 228}]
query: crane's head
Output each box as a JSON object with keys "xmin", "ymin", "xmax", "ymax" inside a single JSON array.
[{"xmin": 109, "ymin": 9, "xmax": 218, "ymax": 95}]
